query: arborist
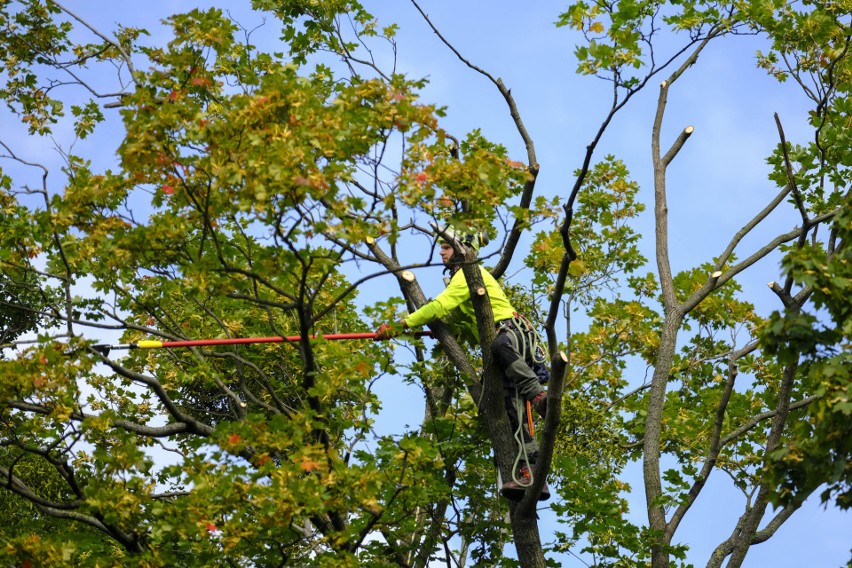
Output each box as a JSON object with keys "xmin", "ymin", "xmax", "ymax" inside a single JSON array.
[{"xmin": 374, "ymin": 225, "xmax": 551, "ymax": 501}]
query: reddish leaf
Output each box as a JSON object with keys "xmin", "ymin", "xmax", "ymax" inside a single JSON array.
[{"xmin": 300, "ymin": 457, "xmax": 322, "ymax": 472}]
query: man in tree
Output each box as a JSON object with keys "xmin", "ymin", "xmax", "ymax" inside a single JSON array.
[{"xmin": 375, "ymin": 226, "xmax": 551, "ymax": 501}]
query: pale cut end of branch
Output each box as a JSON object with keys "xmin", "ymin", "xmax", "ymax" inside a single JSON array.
[
  {"xmin": 768, "ymin": 281, "xmax": 786, "ymax": 295},
  {"xmin": 711, "ymin": 270, "xmax": 723, "ymax": 278},
  {"xmin": 475, "ymin": 287, "xmax": 486, "ymax": 296},
  {"xmin": 552, "ymin": 351, "xmax": 569, "ymax": 385},
  {"xmin": 685, "ymin": 126, "xmax": 694, "ymax": 135},
  {"xmin": 400, "ymin": 270, "xmax": 416, "ymax": 283},
  {"xmin": 768, "ymin": 281, "xmax": 790, "ymax": 304},
  {"xmin": 365, "ymin": 236, "xmax": 375, "ymax": 245},
  {"xmin": 661, "ymin": 80, "xmax": 668, "ymax": 88}
]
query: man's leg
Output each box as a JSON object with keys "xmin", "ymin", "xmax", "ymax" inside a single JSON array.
[
  {"xmin": 498, "ymin": 368, "xmax": 549, "ymax": 501},
  {"xmin": 491, "ymin": 331, "xmax": 547, "ymax": 415}
]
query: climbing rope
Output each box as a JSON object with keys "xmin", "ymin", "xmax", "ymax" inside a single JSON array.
[{"xmin": 511, "ymin": 385, "xmax": 535, "ymax": 488}]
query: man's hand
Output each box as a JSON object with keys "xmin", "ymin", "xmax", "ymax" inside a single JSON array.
[{"xmin": 374, "ymin": 322, "xmax": 400, "ymax": 341}]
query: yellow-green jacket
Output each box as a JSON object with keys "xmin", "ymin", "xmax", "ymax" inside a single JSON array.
[{"xmin": 404, "ymin": 267, "xmax": 515, "ymax": 340}]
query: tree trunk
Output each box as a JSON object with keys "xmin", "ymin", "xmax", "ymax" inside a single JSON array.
[
  {"xmin": 725, "ymin": 359, "xmax": 798, "ymax": 567},
  {"xmin": 643, "ymin": 313, "xmax": 683, "ymax": 568},
  {"xmin": 460, "ymin": 257, "xmax": 549, "ymax": 567},
  {"xmin": 511, "ymin": 508, "xmax": 546, "ymax": 567}
]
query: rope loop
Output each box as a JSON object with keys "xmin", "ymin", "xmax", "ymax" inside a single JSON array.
[{"xmin": 496, "ymin": 311, "xmax": 549, "ymax": 369}]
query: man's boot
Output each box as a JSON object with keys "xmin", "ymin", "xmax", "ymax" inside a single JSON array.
[{"xmin": 500, "ymin": 464, "xmax": 551, "ymax": 502}]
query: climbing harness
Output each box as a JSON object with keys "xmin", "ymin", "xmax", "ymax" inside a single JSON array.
[
  {"xmin": 495, "ymin": 312, "xmax": 549, "ymax": 371},
  {"xmin": 496, "ymin": 312, "xmax": 550, "ymax": 492}
]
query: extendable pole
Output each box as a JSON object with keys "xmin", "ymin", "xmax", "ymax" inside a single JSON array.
[{"xmin": 92, "ymin": 330, "xmax": 432, "ymax": 355}]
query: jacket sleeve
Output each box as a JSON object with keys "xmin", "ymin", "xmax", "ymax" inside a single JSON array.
[{"xmin": 403, "ymin": 271, "xmax": 470, "ymax": 328}]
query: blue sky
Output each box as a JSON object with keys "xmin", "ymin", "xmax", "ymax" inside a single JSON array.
[{"xmin": 5, "ymin": 1, "xmax": 848, "ymax": 566}]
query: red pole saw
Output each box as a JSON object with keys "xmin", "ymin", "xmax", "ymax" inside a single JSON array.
[{"xmin": 92, "ymin": 331, "xmax": 432, "ymax": 356}]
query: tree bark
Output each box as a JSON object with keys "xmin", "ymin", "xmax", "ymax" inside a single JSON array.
[{"xmin": 458, "ymin": 255, "xmax": 548, "ymax": 567}]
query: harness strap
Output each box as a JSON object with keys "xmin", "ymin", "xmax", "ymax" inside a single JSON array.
[{"xmin": 496, "ymin": 312, "xmax": 549, "ymax": 367}]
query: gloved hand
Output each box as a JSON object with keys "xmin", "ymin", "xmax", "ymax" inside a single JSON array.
[
  {"xmin": 374, "ymin": 322, "xmax": 399, "ymax": 341},
  {"xmin": 532, "ymin": 361, "xmax": 551, "ymax": 384}
]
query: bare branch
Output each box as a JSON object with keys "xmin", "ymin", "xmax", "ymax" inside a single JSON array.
[
  {"xmin": 661, "ymin": 125, "xmax": 694, "ymax": 167},
  {"xmin": 714, "ymin": 184, "xmax": 793, "ymax": 272},
  {"xmin": 681, "ymin": 208, "xmax": 838, "ymax": 315},
  {"xmin": 707, "ymin": 500, "xmax": 803, "ymax": 568},
  {"xmin": 774, "ymin": 114, "xmax": 809, "ymax": 224},
  {"xmin": 408, "ymin": 0, "xmax": 539, "ymax": 278},
  {"xmin": 50, "ymin": 0, "xmax": 137, "ymax": 78}
]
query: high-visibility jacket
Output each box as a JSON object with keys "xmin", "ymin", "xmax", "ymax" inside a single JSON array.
[{"xmin": 404, "ymin": 267, "xmax": 516, "ymax": 337}]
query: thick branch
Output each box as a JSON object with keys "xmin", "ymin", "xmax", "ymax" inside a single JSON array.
[
  {"xmin": 98, "ymin": 356, "xmax": 215, "ymax": 436},
  {"xmin": 651, "ymin": 33, "xmax": 717, "ymax": 311},
  {"xmin": 661, "ymin": 125, "xmax": 694, "ymax": 167},
  {"xmin": 651, "ymin": 77, "xmax": 677, "ymax": 310},
  {"xmin": 707, "ymin": 502, "xmax": 802, "ymax": 568}
]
